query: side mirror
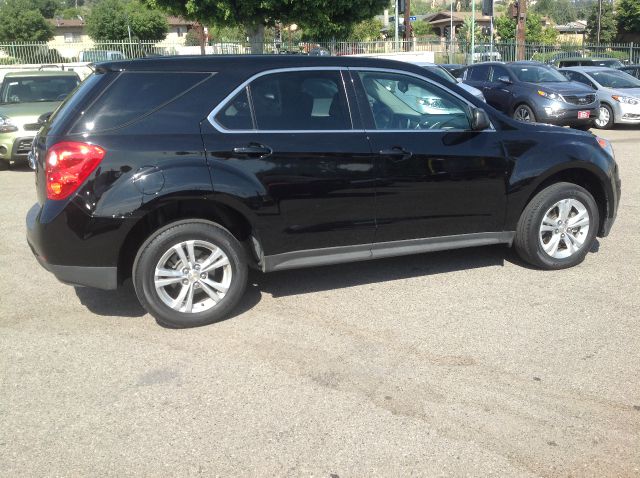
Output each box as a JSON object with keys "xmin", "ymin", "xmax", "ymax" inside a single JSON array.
[
  {"xmin": 497, "ymin": 75, "xmax": 512, "ymax": 84},
  {"xmin": 471, "ymin": 108, "xmax": 491, "ymax": 131}
]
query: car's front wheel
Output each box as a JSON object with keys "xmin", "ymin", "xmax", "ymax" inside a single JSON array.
[
  {"xmin": 514, "ymin": 182, "xmax": 599, "ymax": 270},
  {"xmin": 594, "ymin": 104, "xmax": 614, "ymax": 129},
  {"xmin": 513, "ymin": 104, "xmax": 536, "ymax": 123},
  {"xmin": 133, "ymin": 220, "xmax": 248, "ymax": 328}
]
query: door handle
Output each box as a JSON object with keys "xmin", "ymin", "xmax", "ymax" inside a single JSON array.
[
  {"xmin": 379, "ymin": 147, "xmax": 412, "ymax": 161},
  {"xmin": 232, "ymin": 144, "xmax": 272, "ymax": 158}
]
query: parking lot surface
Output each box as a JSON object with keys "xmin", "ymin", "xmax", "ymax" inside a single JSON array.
[{"xmin": 1, "ymin": 129, "xmax": 639, "ymax": 477}]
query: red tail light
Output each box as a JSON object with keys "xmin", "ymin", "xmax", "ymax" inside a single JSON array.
[{"xmin": 45, "ymin": 141, "xmax": 105, "ymax": 200}]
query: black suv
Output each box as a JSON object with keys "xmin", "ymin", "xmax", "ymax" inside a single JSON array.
[
  {"xmin": 27, "ymin": 56, "xmax": 620, "ymax": 327},
  {"xmin": 462, "ymin": 61, "xmax": 599, "ymax": 128}
]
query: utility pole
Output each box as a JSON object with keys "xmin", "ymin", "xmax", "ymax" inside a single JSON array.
[
  {"xmin": 449, "ymin": 0, "xmax": 454, "ymax": 63},
  {"xmin": 404, "ymin": 0, "xmax": 412, "ymax": 50},
  {"xmin": 395, "ymin": 0, "xmax": 400, "ymax": 50},
  {"xmin": 471, "ymin": 0, "xmax": 475, "ymax": 64},
  {"xmin": 597, "ymin": 0, "xmax": 602, "ymax": 44},
  {"xmin": 515, "ymin": 0, "xmax": 527, "ymax": 60}
]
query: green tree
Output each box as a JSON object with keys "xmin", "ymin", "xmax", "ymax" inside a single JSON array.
[
  {"xmin": 496, "ymin": 12, "xmax": 558, "ymax": 44},
  {"xmin": 0, "ymin": 0, "xmax": 54, "ymax": 42},
  {"xmin": 146, "ymin": 0, "xmax": 389, "ymax": 51},
  {"xmin": 87, "ymin": 0, "xmax": 169, "ymax": 41},
  {"xmin": 586, "ymin": 0, "xmax": 617, "ymax": 43},
  {"xmin": 33, "ymin": 0, "xmax": 62, "ymax": 19},
  {"xmin": 532, "ymin": 0, "xmax": 577, "ymax": 25},
  {"xmin": 617, "ymin": 0, "xmax": 640, "ymax": 34},
  {"xmin": 411, "ymin": 19, "xmax": 434, "ymax": 37},
  {"xmin": 351, "ymin": 18, "xmax": 383, "ymax": 40}
]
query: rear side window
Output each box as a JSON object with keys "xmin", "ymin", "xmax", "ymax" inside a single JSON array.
[
  {"xmin": 467, "ymin": 65, "xmax": 490, "ymax": 81},
  {"xmin": 250, "ymin": 70, "xmax": 350, "ymax": 131},
  {"xmin": 71, "ymin": 71, "xmax": 208, "ymax": 133}
]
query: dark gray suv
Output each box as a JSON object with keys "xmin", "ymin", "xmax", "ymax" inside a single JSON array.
[{"xmin": 462, "ymin": 61, "xmax": 600, "ymax": 129}]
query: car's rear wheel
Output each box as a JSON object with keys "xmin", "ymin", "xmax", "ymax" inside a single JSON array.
[
  {"xmin": 514, "ymin": 182, "xmax": 599, "ymax": 270},
  {"xmin": 513, "ymin": 104, "xmax": 536, "ymax": 123},
  {"xmin": 594, "ymin": 104, "xmax": 614, "ymax": 129},
  {"xmin": 133, "ymin": 220, "xmax": 248, "ymax": 328}
]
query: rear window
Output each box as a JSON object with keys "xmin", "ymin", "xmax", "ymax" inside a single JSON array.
[{"xmin": 70, "ymin": 71, "xmax": 209, "ymax": 133}]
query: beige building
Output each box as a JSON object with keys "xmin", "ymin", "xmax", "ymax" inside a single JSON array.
[{"xmin": 47, "ymin": 16, "xmax": 193, "ymax": 58}]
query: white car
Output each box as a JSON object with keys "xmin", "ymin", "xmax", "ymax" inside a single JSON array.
[
  {"xmin": 561, "ymin": 66, "xmax": 640, "ymax": 129},
  {"xmin": 409, "ymin": 61, "xmax": 486, "ymax": 102}
]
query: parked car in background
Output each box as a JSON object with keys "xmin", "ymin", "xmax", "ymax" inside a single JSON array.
[
  {"xmin": 409, "ymin": 61, "xmax": 485, "ymax": 101},
  {"xmin": 0, "ymin": 71, "xmax": 80, "ymax": 170},
  {"xmin": 560, "ymin": 66, "xmax": 640, "ymax": 129},
  {"xmin": 78, "ymin": 50, "xmax": 126, "ymax": 63},
  {"xmin": 27, "ymin": 56, "xmax": 619, "ymax": 327},
  {"xmin": 440, "ymin": 63, "xmax": 466, "ymax": 78},
  {"xmin": 470, "ymin": 45, "xmax": 501, "ymax": 62},
  {"xmin": 554, "ymin": 57, "xmax": 624, "ymax": 69},
  {"xmin": 462, "ymin": 61, "xmax": 598, "ymax": 128},
  {"xmin": 619, "ymin": 64, "xmax": 640, "ymax": 79}
]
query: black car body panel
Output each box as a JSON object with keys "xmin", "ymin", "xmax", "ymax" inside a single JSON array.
[{"xmin": 26, "ymin": 56, "xmax": 620, "ymax": 289}]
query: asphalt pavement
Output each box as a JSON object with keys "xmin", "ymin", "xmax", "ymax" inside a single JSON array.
[{"xmin": 1, "ymin": 128, "xmax": 638, "ymax": 477}]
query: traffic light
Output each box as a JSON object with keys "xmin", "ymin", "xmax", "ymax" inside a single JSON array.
[
  {"xmin": 398, "ymin": 0, "xmax": 406, "ymax": 14},
  {"xmin": 482, "ymin": 0, "xmax": 494, "ymax": 16}
]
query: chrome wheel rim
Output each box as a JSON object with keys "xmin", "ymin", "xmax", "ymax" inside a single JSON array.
[
  {"xmin": 154, "ymin": 240, "xmax": 232, "ymax": 313},
  {"xmin": 595, "ymin": 106, "xmax": 610, "ymax": 127},
  {"xmin": 539, "ymin": 199, "xmax": 590, "ymax": 259},
  {"xmin": 515, "ymin": 107, "xmax": 532, "ymax": 122}
]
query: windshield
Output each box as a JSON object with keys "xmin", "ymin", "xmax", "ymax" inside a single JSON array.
[
  {"xmin": 0, "ymin": 76, "xmax": 80, "ymax": 104},
  {"xmin": 512, "ymin": 65, "xmax": 568, "ymax": 83},
  {"xmin": 590, "ymin": 70, "xmax": 640, "ymax": 88},
  {"xmin": 422, "ymin": 65, "xmax": 457, "ymax": 84},
  {"xmin": 594, "ymin": 59, "xmax": 624, "ymax": 68}
]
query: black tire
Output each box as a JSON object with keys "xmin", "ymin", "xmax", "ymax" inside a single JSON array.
[
  {"xmin": 513, "ymin": 104, "xmax": 536, "ymax": 123},
  {"xmin": 133, "ymin": 219, "xmax": 248, "ymax": 328},
  {"xmin": 514, "ymin": 182, "xmax": 599, "ymax": 270},
  {"xmin": 594, "ymin": 103, "xmax": 614, "ymax": 130}
]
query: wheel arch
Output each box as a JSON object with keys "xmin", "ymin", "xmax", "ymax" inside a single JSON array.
[
  {"xmin": 117, "ymin": 198, "xmax": 260, "ymax": 284},
  {"xmin": 514, "ymin": 166, "xmax": 609, "ymax": 237}
]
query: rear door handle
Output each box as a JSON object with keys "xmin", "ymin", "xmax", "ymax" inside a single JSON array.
[
  {"xmin": 232, "ymin": 144, "xmax": 272, "ymax": 158},
  {"xmin": 379, "ymin": 147, "xmax": 412, "ymax": 161}
]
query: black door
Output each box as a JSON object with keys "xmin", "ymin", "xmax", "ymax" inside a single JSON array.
[
  {"xmin": 201, "ymin": 68, "xmax": 376, "ymax": 257},
  {"xmin": 351, "ymin": 69, "xmax": 508, "ymax": 244}
]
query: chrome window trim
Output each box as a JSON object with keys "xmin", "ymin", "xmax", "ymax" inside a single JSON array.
[
  {"xmin": 207, "ymin": 65, "xmax": 496, "ymax": 134},
  {"xmin": 207, "ymin": 66, "xmax": 360, "ymax": 134}
]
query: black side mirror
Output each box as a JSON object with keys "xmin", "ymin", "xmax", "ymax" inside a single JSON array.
[
  {"xmin": 471, "ymin": 108, "xmax": 491, "ymax": 131},
  {"xmin": 497, "ymin": 75, "xmax": 512, "ymax": 84}
]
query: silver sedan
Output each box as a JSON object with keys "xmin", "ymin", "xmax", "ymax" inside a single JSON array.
[{"xmin": 560, "ymin": 66, "xmax": 640, "ymax": 129}]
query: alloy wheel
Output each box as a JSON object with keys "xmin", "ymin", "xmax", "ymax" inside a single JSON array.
[
  {"xmin": 154, "ymin": 240, "xmax": 232, "ymax": 313},
  {"xmin": 595, "ymin": 106, "xmax": 610, "ymax": 128},
  {"xmin": 539, "ymin": 198, "xmax": 590, "ymax": 259},
  {"xmin": 515, "ymin": 106, "xmax": 532, "ymax": 122}
]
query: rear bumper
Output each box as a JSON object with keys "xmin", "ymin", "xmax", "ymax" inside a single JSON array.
[{"xmin": 26, "ymin": 202, "xmax": 119, "ymax": 290}]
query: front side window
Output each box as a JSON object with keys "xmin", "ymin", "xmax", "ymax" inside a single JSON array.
[
  {"xmin": 564, "ymin": 71, "xmax": 594, "ymax": 88},
  {"xmin": 248, "ymin": 70, "xmax": 351, "ymax": 131},
  {"xmin": 490, "ymin": 65, "xmax": 510, "ymax": 82},
  {"xmin": 357, "ymin": 71, "xmax": 470, "ymax": 131}
]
